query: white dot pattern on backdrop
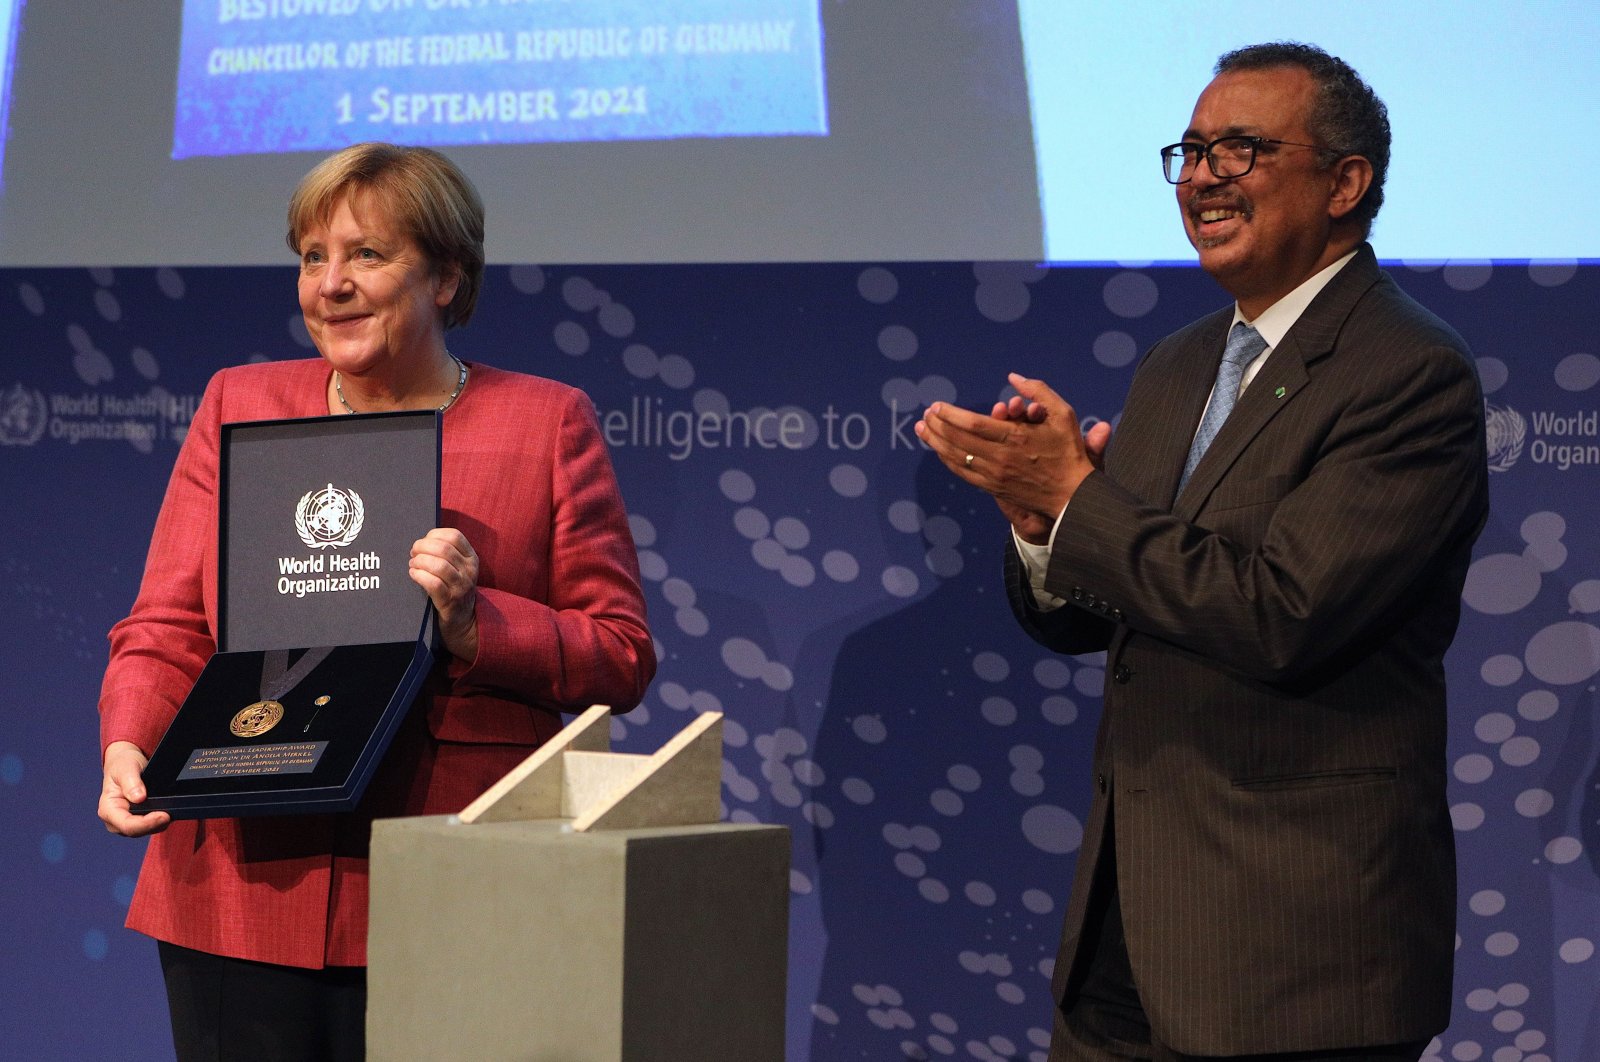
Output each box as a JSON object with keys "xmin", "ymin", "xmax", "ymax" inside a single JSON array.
[
  {"xmin": 1476, "ymin": 357, "xmax": 1509, "ymax": 393},
  {"xmin": 1553, "ymin": 353, "xmax": 1600, "ymax": 391},
  {"xmin": 879, "ymin": 324, "xmax": 919, "ymax": 362},
  {"xmin": 587, "ymin": 260, "xmax": 1600, "ymax": 1062},
  {"xmin": 857, "ymin": 266, "xmax": 898, "ymax": 304},
  {"xmin": 1443, "ymin": 261, "xmax": 1494, "ymax": 291},
  {"xmin": 1528, "ymin": 261, "xmax": 1578, "ymax": 287},
  {"xmin": 1102, "ymin": 271, "xmax": 1159, "ymax": 318},
  {"xmin": 1431, "ymin": 265, "xmax": 1600, "ymax": 1056},
  {"xmin": 971, "ymin": 262, "xmax": 1047, "ymax": 324},
  {"xmin": 11, "ymin": 259, "xmax": 1596, "ymax": 1060},
  {"xmin": 1092, "ymin": 330, "xmax": 1140, "ymax": 368},
  {"xmin": 18, "ymin": 282, "xmax": 45, "ymax": 315}
]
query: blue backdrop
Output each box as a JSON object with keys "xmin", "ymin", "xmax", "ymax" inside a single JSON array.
[{"xmin": 2, "ymin": 258, "xmax": 1596, "ymax": 1060}]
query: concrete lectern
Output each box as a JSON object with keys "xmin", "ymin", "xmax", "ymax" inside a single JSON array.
[{"xmin": 367, "ymin": 706, "xmax": 790, "ymax": 1062}]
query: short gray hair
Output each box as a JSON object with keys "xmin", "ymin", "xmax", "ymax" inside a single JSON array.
[{"xmin": 1216, "ymin": 42, "xmax": 1390, "ymax": 234}]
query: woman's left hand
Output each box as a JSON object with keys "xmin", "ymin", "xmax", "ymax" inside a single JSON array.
[{"xmin": 409, "ymin": 527, "xmax": 480, "ymax": 662}]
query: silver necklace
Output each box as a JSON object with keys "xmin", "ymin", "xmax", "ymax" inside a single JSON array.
[{"xmin": 335, "ymin": 353, "xmax": 468, "ymax": 414}]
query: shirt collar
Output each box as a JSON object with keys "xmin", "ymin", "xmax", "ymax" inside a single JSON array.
[{"xmin": 1231, "ymin": 249, "xmax": 1359, "ymax": 349}]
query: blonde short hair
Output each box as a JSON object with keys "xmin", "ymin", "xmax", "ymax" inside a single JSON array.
[{"xmin": 287, "ymin": 143, "xmax": 485, "ymax": 328}]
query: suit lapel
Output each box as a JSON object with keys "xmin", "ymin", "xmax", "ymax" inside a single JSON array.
[
  {"xmin": 1113, "ymin": 311, "xmax": 1231, "ymax": 509},
  {"xmin": 1173, "ymin": 246, "xmax": 1382, "ymax": 518},
  {"xmin": 1172, "ymin": 344, "xmax": 1309, "ymax": 517}
]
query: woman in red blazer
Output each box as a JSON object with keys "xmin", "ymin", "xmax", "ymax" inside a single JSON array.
[{"xmin": 96, "ymin": 143, "xmax": 655, "ymax": 1060}]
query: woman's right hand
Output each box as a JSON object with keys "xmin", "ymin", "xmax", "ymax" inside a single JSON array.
[{"xmin": 99, "ymin": 741, "xmax": 171, "ymax": 837}]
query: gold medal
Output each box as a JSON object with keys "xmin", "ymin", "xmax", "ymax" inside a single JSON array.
[{"xmin": 231, "ymin": 699, "xmax": 285, "ymax": 738}]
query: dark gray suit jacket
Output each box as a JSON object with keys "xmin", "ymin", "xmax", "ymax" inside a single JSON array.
[{"xmin": 1009, "ymin": 245, "xmax": 1488, "ymax": 1054}]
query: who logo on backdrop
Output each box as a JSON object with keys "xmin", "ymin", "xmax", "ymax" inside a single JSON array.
[
  {"xmin": 1485, "ymin": 401, "xmax": 1527, "ymax": 473},
  {"xmin": 1484, "ymin": 398, "xmax": 1600, "ymax": 473},
  {"xmin": 0, "ymin": 383, "xmax": 48, "ymax": 446}
]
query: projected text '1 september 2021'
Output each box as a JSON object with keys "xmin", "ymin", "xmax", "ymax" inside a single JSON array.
[{"xmin": 174, "ymin": 0, "xmax": 827, "ymax": 157}]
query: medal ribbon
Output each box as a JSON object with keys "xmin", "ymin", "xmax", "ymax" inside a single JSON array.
[{"xmin": 259, "ymin": 646, "xmax": 334, "ymax": 702}]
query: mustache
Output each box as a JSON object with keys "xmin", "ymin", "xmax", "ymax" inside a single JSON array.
[{"xmin": 1187, "ymin": 190, "xmax": 1253, "ymax": 218}]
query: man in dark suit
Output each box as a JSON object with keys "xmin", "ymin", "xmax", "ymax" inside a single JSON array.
[{"xmin": 917, "ymin": 43, "xmax": 1488, "ymax": 1060}]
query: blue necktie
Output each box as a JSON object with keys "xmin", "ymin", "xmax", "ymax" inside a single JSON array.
[{"xmin": 1179, "ymin": 322, "xmax": 1268, "ymax": 490}]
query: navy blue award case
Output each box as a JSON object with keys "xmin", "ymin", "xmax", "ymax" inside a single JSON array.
[{"xmin": 136, "ymin": 410, "xmax": 440, "ymax": 818}]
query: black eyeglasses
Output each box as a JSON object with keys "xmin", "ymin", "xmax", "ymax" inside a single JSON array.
[{"xmin": 1160, "ymin": 135, "xmax": 1336, "ymax": 184}]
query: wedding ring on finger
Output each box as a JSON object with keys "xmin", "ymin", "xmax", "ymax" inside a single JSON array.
[{"xmin": 964, "ymin": 453, "xmax": 975, "ymax": 467}]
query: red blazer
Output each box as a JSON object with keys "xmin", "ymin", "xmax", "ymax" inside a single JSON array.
[{"xmin": 100, "ymin": 359, "xmax": 655, "ymax": 968}]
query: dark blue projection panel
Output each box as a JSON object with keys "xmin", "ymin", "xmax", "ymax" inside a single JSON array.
[{"xmin": 4, "ymin": 260, "xmax": 1598, "ymax": 1059}]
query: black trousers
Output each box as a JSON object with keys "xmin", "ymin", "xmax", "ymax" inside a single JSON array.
[{"xmin": 158, "ymin": 941, "xmax": 366, "ymax": 1062}]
